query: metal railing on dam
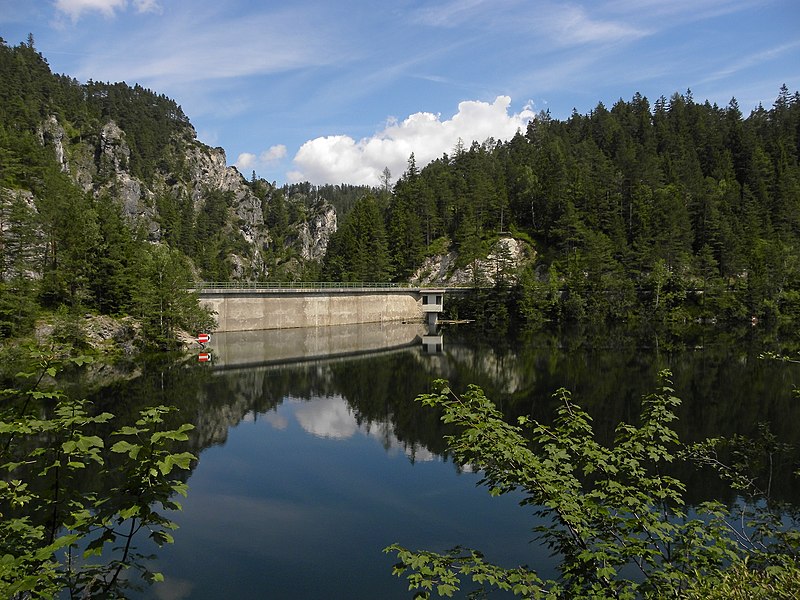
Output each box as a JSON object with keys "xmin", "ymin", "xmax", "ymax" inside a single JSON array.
[{"xmin": 192, "ymin": 281, "xmax": 476, "ymax": 294}]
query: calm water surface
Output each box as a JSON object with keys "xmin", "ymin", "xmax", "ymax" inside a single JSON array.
[{"xmin": 89, "ymin": 322, "xmax": 800, "ymax": 599}]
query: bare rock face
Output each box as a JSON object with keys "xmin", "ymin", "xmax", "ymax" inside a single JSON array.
[
  {"xmin": 170, "ymin": 141, "xmax": 270, "ymax": 267},
  {"xmin": 36, "ymin": 114, "xmax": 272, "ymax": 276},
  {"xmin": 182, "ymin": 143, "xmax": 245, "ymax": 206},
  {"xmin": 37, "ymin": 116, "xmax": 69, "ymax": 173},
  {"xmin": 45, "ymin": 119, "xmax": 155, "ymax": 229},
  {"xmin": 297, "ymin": 203, "xmax": 337, "ymax": 261},
  {"xmin": 98, "ymin": 121, "xmax": 131, "ymax": 176},
  {"xmin": 413, "ymin": 251, "xmax": 459, "ymax": 286},
  {"xmin": 96, "ymin": 122, "xmax": 161, "ymax": 237},
  {"xmin": 229, "ymin": 253, "xmax": 246, "ymax": 280},
  {"xmin": 34, "ymin": 114, "xmax": 345, "ymax": 281},
  {"xmin": 411, "ymin": 237, "xmax": 533, "ymax": 286}
]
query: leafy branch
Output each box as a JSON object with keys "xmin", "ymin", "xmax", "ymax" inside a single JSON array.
[
  {"xmin": 0, "ymin": 346, "xmax": 195, "ymax": 598},
  {"xmin": 387, "ymin": 372, "xmax": 797, "ymax": 598}
]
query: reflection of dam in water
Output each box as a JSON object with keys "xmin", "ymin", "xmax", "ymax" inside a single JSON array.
[{"xmin": 205, "ymin": 321, "xmax": 442, "ymax": 369}]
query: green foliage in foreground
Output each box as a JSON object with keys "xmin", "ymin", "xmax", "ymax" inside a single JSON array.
[
  {"xmin": 386, "ymin": 374, "xmax": 800, "ymax": 598},
  {"xmin": 0, "ymin": 346, "xmax": 196, "ymax": 598}
]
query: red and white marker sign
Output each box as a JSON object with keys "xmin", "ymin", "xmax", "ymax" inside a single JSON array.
[
  {"xmin": 198, "ymin": 352, "xmax": 212, "ymax": 363},
  {"xmin": 197, "ymin": 333, "xmax": 211, "ymax": 344}
]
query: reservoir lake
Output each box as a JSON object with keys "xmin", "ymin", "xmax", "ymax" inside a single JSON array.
[{"xmin": 85, "ymin": 321, "xmax": 800, "ymax": 599}]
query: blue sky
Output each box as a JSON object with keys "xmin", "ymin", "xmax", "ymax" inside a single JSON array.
[{"xmin": 1, "ymin": 1, "xmax": 798, "ymax": 186}]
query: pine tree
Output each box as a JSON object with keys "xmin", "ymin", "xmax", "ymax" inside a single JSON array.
[{"xmin": 322, "ymin": 194, "xmax": 391, "ymax": 282}]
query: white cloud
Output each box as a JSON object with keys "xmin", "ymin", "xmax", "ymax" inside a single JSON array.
[
  {"xmin": 542, "ymin": 5, "xmax": 647, "ymax": 46},
  {"xmin": 290, "ymin": 96, "xmax": 534, "ymax": 186},
  {"xmin": 54, "ymin": 0, "xmax": 126, "ymax": 20},
  {"xmin": 133, "ymin": 0, "xmax": 161, "ymax": 14},
  {"xmin": 413, "ymin": 0, "xmax": 494, "ymax": 27},
  {"xmin": 235, "ymin": 152, "xmax": 257, "ymax": 171},
  {"xmin": 235, "ymin": 146, "xmax": 288, "ymax": 173},
  {"xmin": 294, "ymin": 396, "xmax": 358, "ymax": 440},
  {"xmin": 264, "ymin": 410, "xmax": 288, "ymax": 431},
  {"xmin": 54, "ymin": 0, "xmax": 160, "ymax": 20},
  {"xmin": 289, "ymin": 396, "xmax": 439, "ymax": 461},
  {"xmin": 261, "ymin": 145, "xmax": 287, "ymax": 162},
  {"xmin": 412, "ymin": 1, "xmax": 646, "ymax": 47},
  {"xmin": 69, "ymin": 6, "xmax": 345, "ymax": 89},
  {"xmin": 700, "ymin": 40, "xmax": 800, "ymax": 84},
  {"xmin": 605, "ymin": 0, "xmax": 759, "ymax": 22}
]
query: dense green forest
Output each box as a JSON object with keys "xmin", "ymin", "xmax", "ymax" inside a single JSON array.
[
  {"xmin": 281, "ymin": 181, "xmax": 382, "ymax": 218},
  {"xmin": 0, "ymin": 37, "xmax": 376, "ymax": 345},
  {"xmin": 0, "ymin": 37, "xmax": 219, "ymax": 345},
  {"xmin": 324, "ymin": 86, "xmax": 800, "ymax": 328},
  {"xmin": 3, "ymin": 33, "xmax": 800, "ymax": 342}
]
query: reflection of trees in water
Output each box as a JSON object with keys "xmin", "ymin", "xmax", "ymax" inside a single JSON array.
[
  {"xmin": 87, "ymin": 324, "xmax": 800, "ymax": 505},
  {"xmin": 328, "ymin": 352, "xmax": 453, "ymax": 457},
  {"xmin": 441, "ymin": 324, "xmax": 800, "ymax": 505}
]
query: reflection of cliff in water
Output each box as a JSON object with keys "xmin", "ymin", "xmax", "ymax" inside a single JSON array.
[{"xmin": 90, "ymin": 323, "xmax": 800, "ymax": 505}]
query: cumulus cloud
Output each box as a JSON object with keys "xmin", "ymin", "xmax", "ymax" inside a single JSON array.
[
  {"xmin": 235, "ymin": 145, "xmax": 288, "ymax": 173},
  {"xmin": 290, "ymin": 396, "xmax": 439, "ymax": 461},
  {"xmin": 289, "ymin": 96, "xmax": 534, "ymax": 186},
  {"xmin": 54, "ymin": 0, "xmax": 160, "ymax": 20},
  {"xmin": 261, "ymin": 145, "xmax": 287, "ymax": 162},
  {"xmin": 55, "ymin": 0, "xmax": 125, "ymax": 19},
  {"xmin": 235, "ymin": 152, "xmax": 257, "ymax": 171}
]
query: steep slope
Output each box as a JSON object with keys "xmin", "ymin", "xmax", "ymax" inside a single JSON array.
[
  {"xmin": 0, "ymin": 38, "xmax": 341, "ymax": 341},
  {"xmin": 0, "ymin": 38, "xmax": 336, "ymax": 286}
]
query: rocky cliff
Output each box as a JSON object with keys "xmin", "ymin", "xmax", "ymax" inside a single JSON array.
[
  {"xmin": 411, "ymin": 237, "xmax": 534, "ymax": 287},
  {"xmin": 33, "ymin": 114, "xmax": 336, "ymax": 280}
]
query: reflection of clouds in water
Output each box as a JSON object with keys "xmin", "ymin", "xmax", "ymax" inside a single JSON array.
[
  {"xmin": 294, "ymin": 395, "xmax": 358, "ymax": 439},
  {"xmin": 154, "ymin": 576, "xmax": 193, "ymax": 600},
  {"xmin": 264, "ymin": 410, "xmax": 288, "ymax": 430},
  {"xmin": 406, "ymin": 446, "xmax": 437, "ymax": 462},
  {"xmin": 291, "ymin": 396, "xmax": 438, "ymax": 462}
]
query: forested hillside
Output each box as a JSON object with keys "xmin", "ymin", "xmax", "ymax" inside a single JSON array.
[
  {"xmin": 324, "ymin": 86, "xmax": 800, "ymax": 327},
  {"xmin": 2, "ymin": 34, "xmax": 800, "ymax": 339},
  {"xmin": 0, "ymin": 37, "xmax": 336, "ymax": 344}
]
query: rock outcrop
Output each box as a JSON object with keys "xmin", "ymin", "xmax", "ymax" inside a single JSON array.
[
  {"xmin": 33, "ymin": 114, "xmax": 338, "ymax": 280},
  {"xmin": 296, "ymin": 202, "xmax": 337, "ymax": 261},
  {"xmin": 411, "ymin": 236, "xmax": 533, "ymax": 286},
  {"xmin": 37, "ymin": 116, "xmax": 69, "ymax": 173}
]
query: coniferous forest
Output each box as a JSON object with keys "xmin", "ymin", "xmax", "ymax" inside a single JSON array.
[
  {"xmin": 2, "ymin": 35, "xmax": 800, "ymax": 342},
  {"xmin": 326, "ymin": 86, "xmax": 800, "ymax": 329},
  {"xmin": 0, "ymin": 38, "xmax": 215, "ymax": 345}
]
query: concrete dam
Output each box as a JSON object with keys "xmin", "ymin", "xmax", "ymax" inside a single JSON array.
[{"xmin": 196, "ymin": 283, "xmax": 448, "ymax": 332}]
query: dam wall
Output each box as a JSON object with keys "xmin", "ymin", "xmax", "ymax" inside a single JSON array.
[{"xmin": 199, "ymin": 287, "xmax": 443, "ymax": 332}]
